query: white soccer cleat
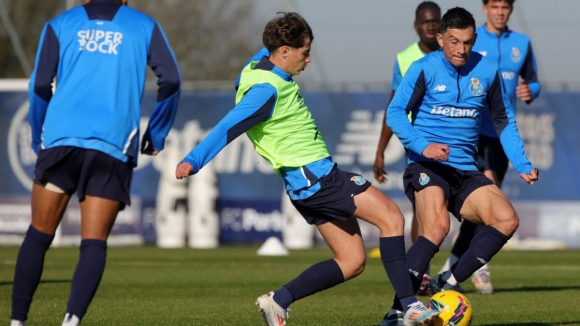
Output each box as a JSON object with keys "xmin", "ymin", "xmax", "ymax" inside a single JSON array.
[
  {"xmin": 255, "ymin": 291, "xmax": 288, "ymax": 326},
  {"xmin": 10, "ymin": 320, "xmax": 26, "ymax": 326},
  {"xmin": 403, "ymin": 301, "xmax": 439, "ymax": 326},
  {"xmin": 472, "ymin": 269, "xmax": 494, "ymax": 294},
  {"xmin": 61, "ymin": 313, "xmax": 80, "ymax": 326}
]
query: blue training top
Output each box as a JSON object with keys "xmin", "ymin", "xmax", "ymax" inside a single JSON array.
[
  {"xmin": 29, "ymin": 0, "xmax": 181, "ymax": 165},
  {"xmin": 473, "ymin": 25, "xmax": 541, "ymax": 138},
  {"xmin": 387, "ymin": 50, "xmax": 533, "ymax": 175},
  {"xmin": 182, "ymin": 49, "xmax": 335, "ymax": 200}
]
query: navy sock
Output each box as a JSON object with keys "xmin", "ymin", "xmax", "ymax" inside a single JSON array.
[
  {"xmin": 450, "ymin": 221, "xmax": 480, "ymax": 258},
  {"xmin": 66, "ymin": 239, "xmax": 107, "ymax": 320},
  {"xmin": 391, "ymin": 236, "xmax": 439, "ymax": 311},
  {"xmin": 380, "ymin": 236, "xmax": 416, "ymax": 311},
  {"xmin": 451, "ymin": 226, "xmax": 510, "ymax": 282},
  {"xmin": 282, "ymin": 259, "xmax": 344, "ymax": 309},
  {"xmin": 273, "ymin": 286, "xmax": 294, "ymax": 310},
  {"xmin": 11, "ymin": 226, "xmax": 54, "ymax": 321}
]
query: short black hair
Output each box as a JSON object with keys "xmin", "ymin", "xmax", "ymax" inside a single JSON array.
[
  {"xmin": 415, "ymin": 1, "xmax": 441, "ymax": 22},
  {"xmin": 439, "ymin": 7, "xmax": 475, "ymax": 34},
  {"xmin": 262, "ymin": 12, "xmax": 313, "ymax": 52},
  {"xmin": 483, "ymin": 0, "xmax": 515, "ymax": 5}
]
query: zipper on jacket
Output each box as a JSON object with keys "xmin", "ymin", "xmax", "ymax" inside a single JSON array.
[{"xmin": 456, "ymin": 67, "xmax": 461, "ymax": 103}]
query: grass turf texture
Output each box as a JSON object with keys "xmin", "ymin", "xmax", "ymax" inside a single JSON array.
[{"xmin": 1, "ymin": 246, "xmax": 580, "ymax": 325}]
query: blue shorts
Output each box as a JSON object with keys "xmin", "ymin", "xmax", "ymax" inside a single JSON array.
[
  {"xmin": 403, "ymin": 162, "xmax": 493, "ymax": 220},
  {"xmin": 33, "ymin": 146, "xmax": 133, "ymax": 209},
  {"xmin": 290, "ymin": 166, "xmax": 371, "ymax": 225},
  {"xmin": 477, "ymin": 135, "xmax": 509, "ymax": 183}
]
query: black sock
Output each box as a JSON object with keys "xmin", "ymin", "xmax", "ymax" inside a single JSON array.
[
  {"xmin": 11, "ymin": 226, "xmax": 54, "ymax": 321},
  {"xmin": 451, "ymin": 226, "xmax": 510, "ymax": 282},
  {"xmin": 379, "ymin": 236, "xmax": 417, "ymax": 311},
  {"xmin": 66, "ymin": 239, "xmax": 107, "ymax": 320},
  {"xmin": 450, "ymin": 221, "xmax": 480, "ymax": 258},
  {"xmin": 283, "ymin": 259, "xmax": 344, "ymax": 308}
]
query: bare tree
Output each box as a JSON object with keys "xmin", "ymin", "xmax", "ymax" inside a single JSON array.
[{"xmin": 0, "ymin": 0, "xmax": 262, "ymax": 82}]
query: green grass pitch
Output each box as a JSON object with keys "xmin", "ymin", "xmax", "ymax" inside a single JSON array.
[{"xmin": 1, "ymin": 245, "xmax": 580, "ymax": 325}]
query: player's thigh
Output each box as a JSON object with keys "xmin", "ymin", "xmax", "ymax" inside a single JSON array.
[
  {"xmin": 30, "ymin": 182, "xmax": 72, "ymax": 234},
  {"xmin": 414, "ymin": 186, "xmax": 450, "ymax": 246},
  {"xmin": 352, "ymin": 185, "xmax": 404, "ymax": 237},
  {"xmin": 459, "ymin": 184, "xmax": 518, "ymax": 232},
  {"xmin": 80, "ymin": 195, "xmax": 122, "ymax": 240}
]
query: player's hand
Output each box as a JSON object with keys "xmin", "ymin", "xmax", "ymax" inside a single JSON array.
[
  {"xmin": 516, "ymin": 79, "xmax": 532, "ymax": 102},
  {"xmin": 373, "ymin": 153, "xmax": 389, "ymax": 184},
  {"xmin": 519, "ymin": 168, "xmax": 539, "ymax": 185},
  {"xmin": 422, "ymin": 143, "xmax": 450, "ymax": 162},
  {"xmin": 176, "ymin": 162, "xmax": 194, "ymax": 180}
]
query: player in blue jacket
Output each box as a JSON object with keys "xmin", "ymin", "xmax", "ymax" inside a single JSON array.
[
  {"xmin": 439, "ymin": 0, "xmax": 541, "ymax": 294},
  {"xmin": 11, "ymin": 1, "xmax": 180, "ymax": 325},
  {"xmin": 385, "ymin": 6, "xmax": 538, "ymax": 312}
]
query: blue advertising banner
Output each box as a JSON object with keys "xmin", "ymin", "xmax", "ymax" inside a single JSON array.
[{"xmin": 1, "ymin": 88, "xmax": 579, "ymax": 246}]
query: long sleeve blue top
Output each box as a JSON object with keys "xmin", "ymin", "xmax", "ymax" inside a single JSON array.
[
  {"xmin": 28, "ymin": 0, "xmax": 181, "ymax": 165},
  {"xmin": 387, "ymin": 50, "xmax": 533, "ymax": 175}
]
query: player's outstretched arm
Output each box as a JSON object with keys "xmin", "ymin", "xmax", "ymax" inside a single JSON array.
[
  {"xmin": 373, "ymin": 90, "xmax": 396, "ymax": 183},
  {"xmin": 519, "ymin": 168, "xmax": 539, "ymax": 185}
]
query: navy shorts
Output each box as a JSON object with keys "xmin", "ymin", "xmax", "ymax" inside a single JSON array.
[
  {"xmin": 290, "ymin": 166, "xmax": 372, "ymax": 225},
  {"xmin": 477, "ymin": 135, "xmax": 509, "ymax": 183},
  {"xmin": 403, "ymin": 162, "xmax": 493, "ymax": 220},
  {"xmin": 33, "ymin": 146, "xmax": 133, "ymax": 209}
]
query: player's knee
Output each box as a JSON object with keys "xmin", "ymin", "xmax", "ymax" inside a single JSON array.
[
  {"xmin": 339, "ymin": 256, "xmax": 366, "ymax": 280},
  {"xmin": 494, "ymin": 210, "xmax": 519, "ymax": 235}
]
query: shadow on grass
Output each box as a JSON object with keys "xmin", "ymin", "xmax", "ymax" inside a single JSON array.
[
  {"xmin": 470, "ymin": 285, "xmax": 580, "ymax": 293},
  {"xmin": 0, "ymin": 279, "xmax": 70, "ymax": 286}
]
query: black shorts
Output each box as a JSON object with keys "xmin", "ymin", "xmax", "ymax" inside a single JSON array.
[
  {"xmin": 290, "ymin": 166, "xmax": 372, "ymax": 225},
  {"xmin": 33, "ymin": 146, "xmax": 133, "ymax": 209},
  {"xmin": 403, "ymin": 162, "xmax": 493, "ymax": 220},
  {"xmin": 477, "ymin": 135, "xmax": 509, "ymax": 183}
]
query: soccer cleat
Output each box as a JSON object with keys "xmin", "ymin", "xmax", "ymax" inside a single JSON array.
[
  {"xmin": 417, "ymin": 274, "xmax": 431, "ymax": 296},
  {"xmin": 403, "ymin": 301, "xmax": 439, "ymax": 326},
  {"xmin": 380, "ymin": 310, "xmax": 404, "ymax": 326},
  {"xmin": 449, "ymin": 283, "xmax": 466, "ymax": 294},
  {"xmin": 429, "ymin": 273, "xmax": 456, "ymax": 294},
  {"xmin": 61, "ymin": 313, "xmax": 80, "ymax": 326},
  {"xmin": 472, "ymin": 269, "xmax": 494, "ymax": 294},
  {"xmin": 255, "ymin": 291, "xmax": 288, "ymax": 326},
  {"xmin": 10, "ymin": 320, "xmax": 26, "ymax": 326}
]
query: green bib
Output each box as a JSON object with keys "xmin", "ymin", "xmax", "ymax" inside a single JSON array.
[
  {"xmin": 236, "ymin": 62, "xmax": 330, "ymax": 173},
  {"xmin": 396, "ymin": 43, "xmax": 425, "ymax": 77}
]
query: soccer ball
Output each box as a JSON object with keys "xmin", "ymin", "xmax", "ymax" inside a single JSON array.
[{"xmin": 428, "ymin": 290, "xmax": 472, "ymax": 326}]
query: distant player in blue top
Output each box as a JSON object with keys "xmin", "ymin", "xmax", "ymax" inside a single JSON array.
[
  {"xmin": 176, "ymin": 11, "xmax": 439, "ymax": 326},
  {"xmin": 440, "ymin": 0, "xmax": 541, "ymax": 295},
  {"xmin": 11, "ymin": 1, "xmax": 180, "ymax": 325},
  {"xmin": 386, "ymin": 6, "xmax": 538, "ymax": 301},
  {"xmin": 373, "ymin": 1, "xmax": 441, "ymax": 303}
]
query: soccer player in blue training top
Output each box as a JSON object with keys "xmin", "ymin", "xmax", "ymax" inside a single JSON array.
[
  {"xmin": 11, "ymin": 1, "xmax": 181, "ymax": 325},
  {"xmin": 438, "ymin": 0, "xmax": 541, "ymax": 294},
  {"xmin": 384, "ymin": 6, "xmax": 538, "ymax": 323},
  {"xmin": 176, "ymin": 11, "xmax": 438, "ymax": 326},
  {"xmin": 373, "ymin": 0, "xmax": 441, "ymax": 299}
]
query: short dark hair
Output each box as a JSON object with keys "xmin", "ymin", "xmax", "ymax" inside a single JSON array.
[
  {"xmin": 483, "ymin": 0, "xmax": 515, "ymax": 5},
  {"xmin": 262, "ymin": 12, "xmax": 314, "ymax": 52},
  {"xmin": 440, "ymin": 7, "xmax": 476, "ymax": 34},
  {"xmin": 415, "ymin": 1, "xmax": 441, "ymax": 22}
]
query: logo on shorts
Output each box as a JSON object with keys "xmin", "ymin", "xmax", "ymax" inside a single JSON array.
[
  {"xmin": 350, "ymin": 175, "xmax": 366, "ymax": 185},
  {"xmin": 469, "ymin": 78, "xmax": 484, "ymax": 96},
  {"xmin": 419, "ymin": 173, "xmax": 430, "ymax": 186}
]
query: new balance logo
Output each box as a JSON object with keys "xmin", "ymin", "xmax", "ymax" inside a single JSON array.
[
  {"xmin": 433, "ymin": 85, "xmax": 447, "ymax": 91},
  {"xmin": 477, "ymin": 257, "xmax": 488, "ymax": 264}
]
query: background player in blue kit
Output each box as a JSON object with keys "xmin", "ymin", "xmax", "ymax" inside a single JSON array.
[
  {"xmin": 383, "ymin": 6, "xmax": 538, "ymax": 324},
  {"xmin": 439, "ymin": 0, "xmax": 541, "ymax": 294},
  {"xmin": 11, "ymin": 1, "xmax": 181, "ymax": 325},
  {"xmin": 373, "ymin": 1, "xmax": 441, "ymax": 298}
]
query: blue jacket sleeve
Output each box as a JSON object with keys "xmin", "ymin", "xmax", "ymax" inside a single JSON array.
[
  {"xmin": 486, "ymin": 71, "xmax": 533, "ymax": 174},
  {"xmin": 180, "ymin": 84, "xmax": 277, "ymax": 174},
  {"xmin": 28, "ymin": 23, "xmax": 59, "ymax": 154},
  {"xmin": 386, "ymin": 63, "xmax": 430, "ymax": 156},
  {"xmin": 141, "ymin": 22, "xmax": 181, "ymax": 154},
  {"xmin": 390, "ymin": 58, "xmax": 403, "ymax": 91},
  {"xmin": 520, "ymin": 41, "xmax": 541, "ymax": 104}
]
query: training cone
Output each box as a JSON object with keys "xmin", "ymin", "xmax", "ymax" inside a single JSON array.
[{"xmin": 257, "ymin": 237, "xmax": 289, "ymax": 256}]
